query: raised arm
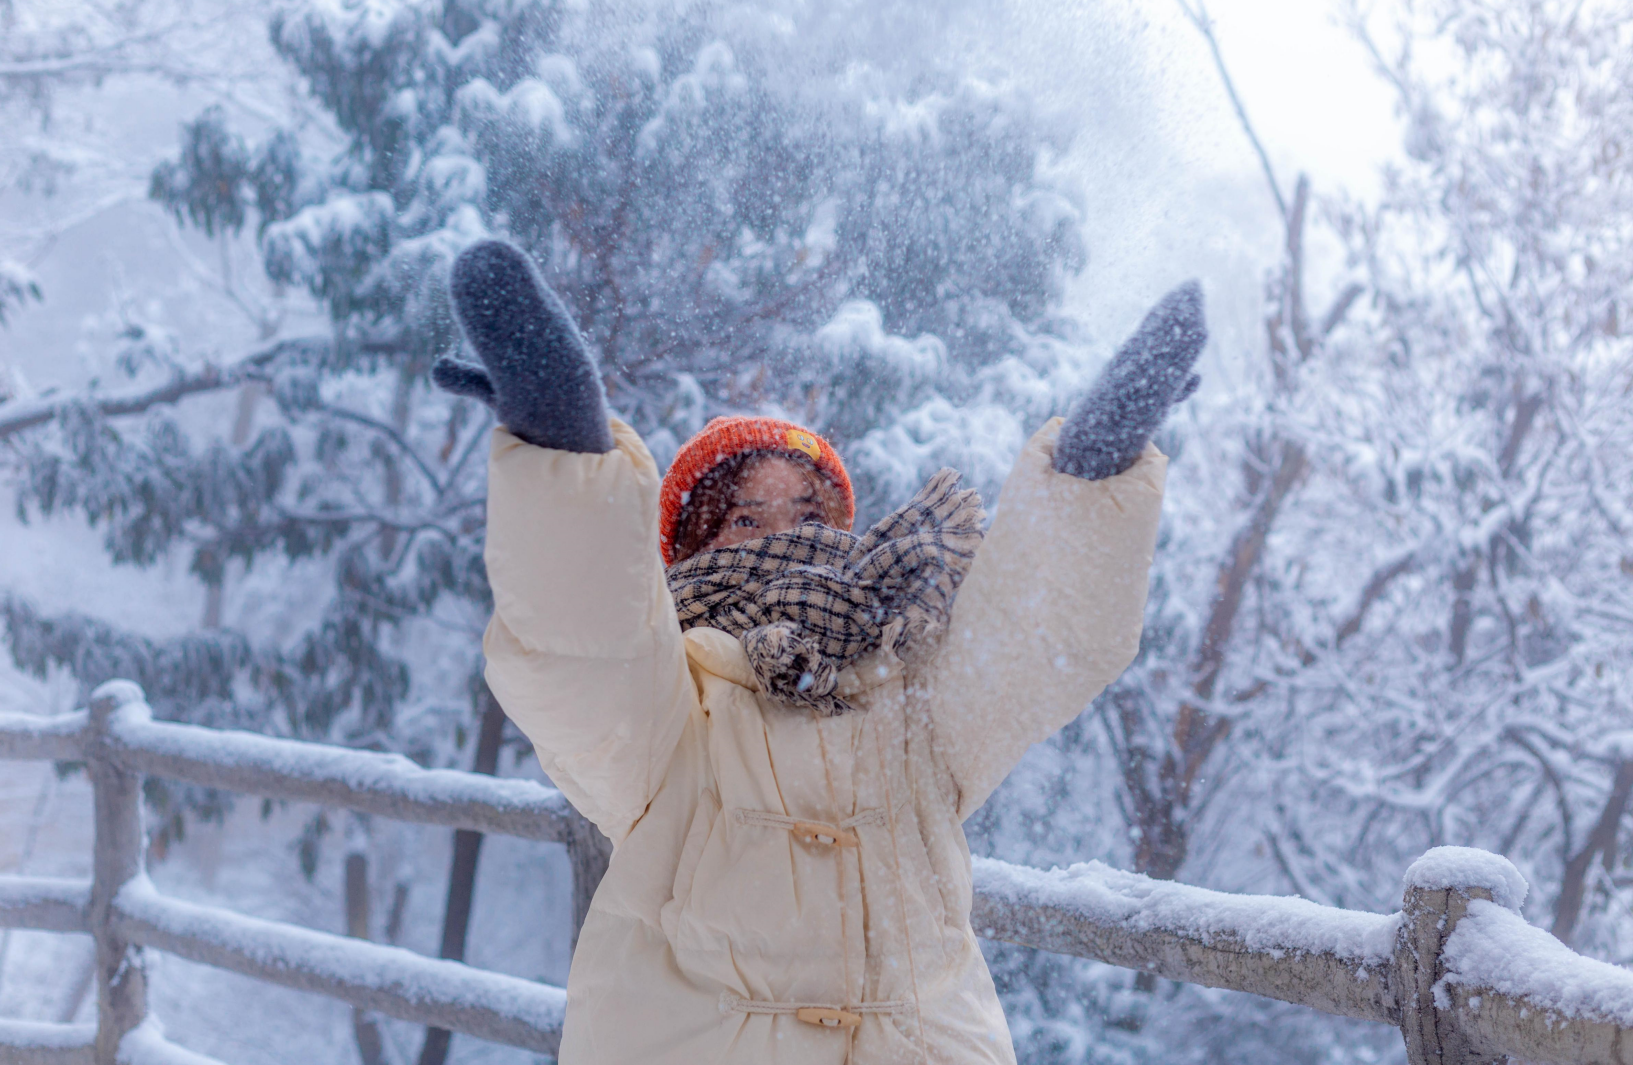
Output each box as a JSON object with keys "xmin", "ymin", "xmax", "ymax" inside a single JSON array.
[
  {"xmin": 482, "ymin": 421, "xmax": 694, "ymax": 844},
  {"xmin": 911, "ymin": 426, "xmax": 1166, "ymax": 818},
  {"xmin": 438, "ymin": 241, "xmax": 694, "ymax": 842},
  {"xmin": 910, "ymin": 281, "xmax": 1204, "ymax": 819}
]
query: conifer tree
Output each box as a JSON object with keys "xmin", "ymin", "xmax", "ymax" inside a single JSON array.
[
  {"xmin": 1, "ymin": 0, "xmax": 1092, "ymax": 1057},
  {"xmin": 7, "ymin": 0, "xmax": 1086, "ymax": 793}
]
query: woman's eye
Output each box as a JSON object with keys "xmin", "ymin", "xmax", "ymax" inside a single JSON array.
[{"xmin": 733, "ymin": 515, "xmax": 758, "ymax": 528}]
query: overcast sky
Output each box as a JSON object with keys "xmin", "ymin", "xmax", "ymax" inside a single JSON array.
[
  {"xmin": 988, "ymin": 0, "xmax": 1405, "ymax": 374},
  {"xmin": 1172, "ymin": 0, "xmax": 1402, "ymax": 196}
]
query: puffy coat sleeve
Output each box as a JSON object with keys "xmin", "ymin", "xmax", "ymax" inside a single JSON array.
[
  {"xmin": 482, "ymin": 418, "xmax": 697, "ymax": 844},
  {"xmin": 909, "ymin": 417, "xmax": 1167, "ymax": 820}
]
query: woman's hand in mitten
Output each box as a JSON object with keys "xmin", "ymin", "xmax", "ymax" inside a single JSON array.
[
  {"xmin": 1053, "ymin": 280, "xmax": 1206, "ymax": 481},
  {"xmin": 431, "ymin": 239, "xmax": 615, "ymax": 454}
]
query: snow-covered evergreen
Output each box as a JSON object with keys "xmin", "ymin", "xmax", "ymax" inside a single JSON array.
[{"xmin": 4, "ymin": 0, "xmax": 1633, "ymax": 1063}]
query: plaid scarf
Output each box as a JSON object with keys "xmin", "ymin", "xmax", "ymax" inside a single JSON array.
[{"xmin": 666, "ymin": 468, "xmax": 985, "ymax": 716}]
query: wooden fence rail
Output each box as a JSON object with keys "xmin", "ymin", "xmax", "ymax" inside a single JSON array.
[{"xmin": 3, "ymin": 679, "xmax": 1633, "ymax": 1064}]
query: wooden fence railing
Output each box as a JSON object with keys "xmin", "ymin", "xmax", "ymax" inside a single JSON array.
[{"xmin": 4, "ymin": 679, "xmax": 1633, "ymax": 1064}]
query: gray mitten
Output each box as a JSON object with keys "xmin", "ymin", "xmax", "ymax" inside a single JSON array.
[
  {"xmin": 1054, "ymin": 280, "xmax": 1205, "ymax": 481},
  {"xmin": 432, "ymin": 240, "xmax": 615, "ymax": 454}
]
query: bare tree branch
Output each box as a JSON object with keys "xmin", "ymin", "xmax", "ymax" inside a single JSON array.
[
  {"xmin": 1286, "ymin": 175, "xmax": 1316, "ymax": 363},
  {"xmin": 320, "ymin": 404, "xmax": 445, "ymax": 499},
  {"xmin": 1343, "ymin": 0, "xmax": 1413, "ymax": 106},
  {"xmin": 0, "ymin": 8, "xmax": 239, "ymax": 88},
  {"xmin": 1499, "ymin": 388, "xmax": 1547, "ymax": 479},
  {"xmin": 1174, "ymin": 0, "xmax": 1288, "ymax": 219},
  {"xmin": 0, "ymin": 54, "xmax": 187, "ymax": 80},
  {"xmin": 0, "ymin": 337, "xmax": 327, "ymax": 441},
  {"xmin": 1336, "ymin": 551, "xmax": 1418, "ymax": 647},
  {"xmin": 1553, "ymin": 758, "xmax": 1633, "ymax": 945},
  {"xmin": 1320, "ymin": 282, "xmax": 1366, "ymax": 338},
  {"xmin": 1508, "ymin": 729, "xmax": 1577, "ymax": 871},
  {"xmin": 1134, "ymin": 439, "xmax": 1310, "ymax": 879},
  {"xmin": 1192, "ymin": 441, "xmax": 1310, "ymax": 703}
]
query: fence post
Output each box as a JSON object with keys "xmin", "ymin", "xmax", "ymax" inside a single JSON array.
[
  {"xmin": 1395, "ymin": 849, "xmax": 1518, "ymax": 1065},
  {"xmin": 563, "ymin": 811, "xmax": 611, "ymax": 951},
  {"xmin": 86, "ymin": 680, "xmax": 150, "ymax": 1064}
]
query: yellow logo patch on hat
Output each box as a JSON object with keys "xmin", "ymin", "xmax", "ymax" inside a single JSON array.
[{"xmin": 785, "ymin": 428, "xmax": 821, "ymax": 461}]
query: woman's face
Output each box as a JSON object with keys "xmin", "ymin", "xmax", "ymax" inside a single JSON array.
[{"xmin": 701, "ymin": 455, "xmax": 831, "ymax": 552}]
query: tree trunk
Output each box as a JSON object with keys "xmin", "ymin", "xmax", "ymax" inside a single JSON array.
[
  {"xmin": 1128, "ymin": 439, "xmax": 1308, "ymax": 881},
  {"xmin": 417, "ymin": 682, "xmax": 507, "ymax": 1065},
  {"xmin": 346, "ymin": 851, "xmax": 387, "ymax": 1065},
  {"xmin": 1117, "ymin": 171, "xmax": 1319, "ymax": 886},
  {"xmin": 1448, "ymin": 563, "xmax": 1479, "ymax": 666},
  {"xmin": 1552, "ymin": 758, "xmax": 1633, "ymax": 945}
]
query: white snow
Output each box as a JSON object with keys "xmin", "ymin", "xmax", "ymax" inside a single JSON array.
[
  {"xmin": 973, "ymin": 857, "xmax": 1401, "ymax": 962},
  {"xmin": 1443, "ymin": 899, "xmax": 1633, "ymax": 1026},
  {"xmin": 0, "ymin": 709, "xmax": 87, "ymax": 759},
  {"xmin": 0, "ymin": 1017, "xmax": 94, "ymax": 1050},
  {"xmin": 107, "ymin": 706, "xmax": 573, "ymax": 837},
  {"xmin": 532, "ymin": 55, "xmax": 585, "ymax": 103},
  {"xmin": 816, "ymin": 301, "xmax": 946, "ymax": 383},
  {"xmin": 119, "ymin": 1018, "xmax": 228, "ymax": 1065},
  {"xmin": 1591, "ymin": 732, "xmax": 1633, "ymax": 762},
  {"xmin": 638, "ymin": 41, "xmax": 749, "ymax": 156},
  {"xmin": 1402, "ymin": 847, "xmax": 1528, "ymax": 912},
  {"xmin": 416, "ymin": 155, "xmax": 488, "ymax": 215},
  {"xmin": 261, "ymin": 192, "xmax": 394, "ymax": 289},
  {"xmin": 0, "ymin": 259, "xmax": 40, "ymax": 318},
  {"xmin": 115, "ymin": 878, "xmax": 568, "ymax": 1036},
  {"xmin": 0, "ymin": 875, "xmax": 89, "ymax": 931},
  {"xmin": 0, "ymin": 259, "xmax": 37, "ymax": 290},
  {"xmin": 455, "ymin": 77, "xmax": 576, "ymax": 148}
]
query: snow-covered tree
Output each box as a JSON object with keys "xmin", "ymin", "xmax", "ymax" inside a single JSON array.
[
  {"xmin": 1264, "ymin": 0, "xmax": 1633, "ymax": 949},
  {"xmin": 977, "ymin": 3, "xmax": 1633, "ymax": 1061},
  {"xmin": 20, "ymin": 3, "xmax": 1630, "ymax": 1063},
  {"xmin": 0, "ymin": 0, "xmax": 1096, "ymax": 1059},
  {"xmin": 3, "ymin": 0, "xmax": 1086, "ymax": 773},
  {"xmin": 0, "ymin": 0, "xmax": 296, "ymax": 359}
]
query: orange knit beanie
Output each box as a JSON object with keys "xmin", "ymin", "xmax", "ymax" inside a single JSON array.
[{"xmin": 658, "ymin": 416, "xmax": 854, "ymax": 564}]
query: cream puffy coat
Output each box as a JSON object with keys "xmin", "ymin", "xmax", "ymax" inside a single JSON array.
[{"xmin": 483, "ymin": 417, "xmax": 1167, "ymax": 1065}]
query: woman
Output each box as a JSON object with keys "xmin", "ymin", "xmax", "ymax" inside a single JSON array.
[{"xmin": 433, "ymin": 241, "xmax": 1203, "ymax": 1064}]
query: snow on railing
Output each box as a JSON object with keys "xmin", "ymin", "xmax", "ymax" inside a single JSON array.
[
  {"xmin": 0, "ymin": 876, "xmax": 89, "ymax": 933},
  {"xmin": 974, "ymin": 845, "xmax": 1633, "ymax": 1065},
  {"xmin": 0, "ymin": 681, "xmax": 583, "ymax": 1065},
  {"xmin": 105, "ymin": 706, "xmax": 579, "ymax": 843},
  {"xmin": 0, "ymin": 1019, "xmax": 96, "ymax": 1065},
  {"xmin": 4, "ymin": 680, "xmax": 1633, "ymax": 1064},
  {"xmin": 111, "ymin": 880, "xmax": 565, "ymax": 1052},
  {"xmin": 0, "ymin": 708, "xmax": 89, "ymax": 761},
  {"xmin": 971, "ymin": 856, "xmax": 1401, "ymax": 1023}
]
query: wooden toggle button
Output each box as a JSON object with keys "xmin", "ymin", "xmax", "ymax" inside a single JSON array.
[
  {"xmin": 791, "ymin": 821, "xmax": 859, "ymax": 848},
  {"xmin": 796, "ymin": 1007, "xmax": 863, "ymax": 1028}
]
